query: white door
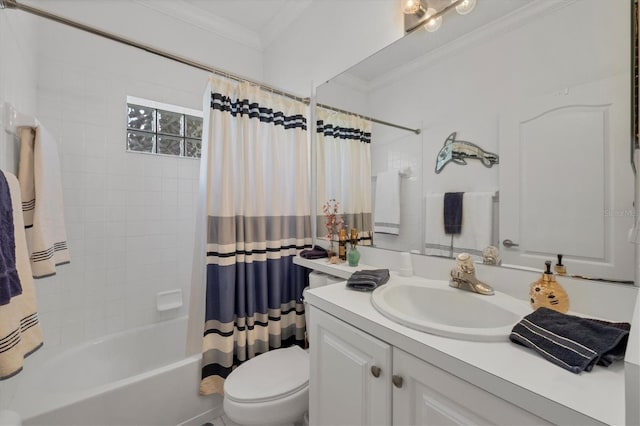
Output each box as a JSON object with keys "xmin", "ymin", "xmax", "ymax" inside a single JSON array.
[
  {"xmin": 499, "ymin": 75, "xmax": 634, "ymax": 281},
  {"xmin": 309, "ymin": 307, "xmax": 392, "ymax": 426},
  {"xmin": 392, "ymin": 348, "xmax": 550, "ymax": 425}
]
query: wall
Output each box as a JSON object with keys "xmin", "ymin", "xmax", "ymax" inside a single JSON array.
[
  {"xmin": 0, "ymin": 7, "xmax": 37, "ymax": 174},
  {"xmin": 370, "ymin": 126, "xmax": 424, "ymax": 252},
  {"xmin": 24, "ymin": 0, "xmax": 264, "ymax": 82},
  {"xmin": 29, "ymin": 18, "xmax": 211, "ymax": 352},
  {"xmin": 0, "ymin": 5, "xmax": 37, "ymax": 411},
  {"xmin": 263, "ymin": 0, "xmax": 404, "ymax": 95}
]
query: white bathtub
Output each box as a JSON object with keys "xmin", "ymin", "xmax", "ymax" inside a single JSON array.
[{"xmin": 6, "ymin": 316, "xmax": 222, "ymax": 425}]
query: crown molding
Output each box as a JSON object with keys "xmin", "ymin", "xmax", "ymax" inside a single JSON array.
[
  {"xmin": 133, "ymin": 0, "xmax": 263, "ymax": 51},
  {"xmin": 261, "ymin": 0, "xmax": 313, "ymax": 47},
  {"xmin": 331, "ymin": 72, "xmax": 370, "ymax": 94}
]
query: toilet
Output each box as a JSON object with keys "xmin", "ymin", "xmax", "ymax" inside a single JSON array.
[{"xmin": 223, "ymin": 271, "xmax": 342, "ymax": 425}]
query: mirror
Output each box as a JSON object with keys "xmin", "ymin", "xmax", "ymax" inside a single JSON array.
[{"xmin": 315, "ymin": 0, "xmax": 635, "ymax": 283}]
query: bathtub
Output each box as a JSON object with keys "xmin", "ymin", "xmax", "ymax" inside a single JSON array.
[{"xmin": 6, "ymin": 316, "xmax": 222, "ymax": 425}]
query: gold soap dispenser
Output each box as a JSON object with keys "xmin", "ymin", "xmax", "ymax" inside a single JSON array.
[
  {"xmin": 554, "ymin": 254, "xmax": 566, "ymax": 276},
  {"xmin": 529, "ymin": 261, "xmax": 570, "ymax": 313}
]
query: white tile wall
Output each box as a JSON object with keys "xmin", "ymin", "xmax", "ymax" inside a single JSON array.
[
  {"xmin": 0, "ymin": 9, "xmax": 37, "ymax": 174},
  {"xmin": 371, "ymin": 128, "xmax": 424, "ymax": 253},
  {"xmin": 0, "ymin": 7, "xmax": 38, "ymax": 409},
  {"xmin": 29, "ymin": 18, "xmax": 210, "ymax": 351}
]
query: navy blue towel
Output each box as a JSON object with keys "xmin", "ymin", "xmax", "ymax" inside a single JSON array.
[
  {"xmin": 346, "ymin": 269, "xmax": 390, "ymax": 292},
  {"xmin": 510, "ymin": 307, "xmax": 631, "ymax": 374},
  {"xmin": 443, "ymin": 192, "xmax": 463, "ymax": 234},
  {"xmin": 0, "ymin": 171, "xmax": 22, "ymax": 305},
  {"xmin": 299, "ymin": 245, "xmax": 328, "ymax": 259}
]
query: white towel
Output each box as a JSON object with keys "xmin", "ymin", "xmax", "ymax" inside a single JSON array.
[
  {"xmin": 374, "ymin": 171, "xmax": 400, "ymax": 235},
  {"xmin": 425, "ymin": 192, "xmax": 494, "ymax": 260},
  {"xmin": 18, "ymin": 126, "xmax": 70, "ymax": 277},
  {"xmin": 424, "ymin": 193, "xmax": 451, "ymax": 257},
  {"xmin": 0, "ymin": 170, "xmax": 44, "ymax": 380}
]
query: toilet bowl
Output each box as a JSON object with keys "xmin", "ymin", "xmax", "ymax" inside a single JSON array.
[
  {"xmin": 224, "ymin": 345, "xmax": 309, "ymax": 425},
  {"xmin": 223, "ymin": 271, "xmax": 343, "ymax": 425}
]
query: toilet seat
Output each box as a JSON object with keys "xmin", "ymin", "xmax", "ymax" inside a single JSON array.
[{"xmin": 224, "ymin": 345, "xmax": 309, "ymax": 403}]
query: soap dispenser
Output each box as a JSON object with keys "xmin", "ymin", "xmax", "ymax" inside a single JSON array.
[
  {"xmin": 529, "ymin": 261, "xmax": 569, "ymax": 313},
  {"xmin": 554, "ymin": 254, "xmax": 566, "ymax": 275}
]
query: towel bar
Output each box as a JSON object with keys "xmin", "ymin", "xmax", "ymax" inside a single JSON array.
[{"xmin": 0, "ymin": 101, "xmax": 38, "ymax": 136}]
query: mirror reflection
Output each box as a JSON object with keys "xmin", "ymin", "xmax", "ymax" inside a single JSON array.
[{"xmin": 315, "ymin": 0, "xmax": 635, "ymax": 283}]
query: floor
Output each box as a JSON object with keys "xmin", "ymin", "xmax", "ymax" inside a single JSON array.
[
  {"xmin": 202, "ymin": 413, "xmax": 307, "ymax": 426},
  {"xmin": 202, "ymin": 414, "xmax": 241, "ymax": 426}
]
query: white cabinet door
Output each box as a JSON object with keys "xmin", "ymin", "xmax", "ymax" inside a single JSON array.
[
  {"xmin": 309, "ymin": 307, "xmax": 392, "ymax": 426},
  {"xmin": 392, "ymin": 348, "xmax": 550, "ymax": 426},
  {"xmin": 499, "ymin": 75, "xmax": 633, "ymax": 281}
]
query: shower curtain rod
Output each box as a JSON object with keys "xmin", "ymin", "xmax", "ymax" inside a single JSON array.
[
  {"xmin": 0, "ymin": 0, "xmax": 308, "ymax": 104},
  {"xmin": 1, "ymin": 0, "xmax": 422, "ymax": 135},
  {"xmin": 317, "ymin": 103, "xmax": 421, "ymax": 135}
]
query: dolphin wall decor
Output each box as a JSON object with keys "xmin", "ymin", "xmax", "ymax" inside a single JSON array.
[{"xmin": 435, "ymin": 132, "xmax": 499, "ymax": 174}]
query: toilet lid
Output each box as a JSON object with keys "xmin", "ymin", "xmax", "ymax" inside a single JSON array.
[{"xmin": 224, "ymin": 346, "xmax": 309, "ymax": 403}]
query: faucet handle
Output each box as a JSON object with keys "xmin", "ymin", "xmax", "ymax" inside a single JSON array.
[{"xmin": 454, "ymin": 252, "xmax": 475, "ymax": 273}]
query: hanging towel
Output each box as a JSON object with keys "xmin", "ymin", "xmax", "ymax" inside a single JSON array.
[
  {"xmin": 0, "ymin": 170, "xmax": 44, "ymax": 380},
  {"xmin": 374, "ymin": 171, "xmax": 400, "ymax": 235},
  {"xmin": 443, "ymin": 192, "xmax": 464, "ymax": 234},
  {"xmin": 425, "ymin": 192, "xmax": 494, "ymax": 260},
  {"xmin": 346, "ymin": 269, "xmax": 390, "ymax": 292},
  {"xmin": 18, "ymin": 126, "xmax": 70, "ymax": 277},
  {"xmin": 424, "ymin": 193, "xmax": 452, "ymax": 257},
  {"xmin": 510, "ymin": 307, "xmax": 630, "ymax": 374},
  {"xmin": 0, "ymin": 171, "xmax": 22, "ymax": 305},
  {"xmin": 453, "ymin": 192, "xmax": 493, "ymax": 260}
]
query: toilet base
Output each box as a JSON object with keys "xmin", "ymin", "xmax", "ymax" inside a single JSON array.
[{"xmin": 223, "ymin": 386, "xmax": 308, "ymax": 426}]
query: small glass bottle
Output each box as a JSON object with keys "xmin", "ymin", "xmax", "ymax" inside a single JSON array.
[
  {"xmin": 338, "ymin": 228, "xmax": 347, "ymax": 261},
  {"xmin": 348, "ymin": 243, "xmax": 360, "ymax": 267},
  {"xmin": 348, "ymin": 228, "xmax": 360, "ymax": 267}
]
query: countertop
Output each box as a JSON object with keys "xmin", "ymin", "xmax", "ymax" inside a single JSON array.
[{"xmin": 298, "ymin": 258, "xmax": 626, "ymax": 425}]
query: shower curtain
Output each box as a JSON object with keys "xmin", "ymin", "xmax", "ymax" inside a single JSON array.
[
  {"xmin": 316, "ymin": 107, "xmax": 372, "ymax": 244},
  {"xmin": 199, "ymin": 76, "xmax": 312, "ymax": 396}
]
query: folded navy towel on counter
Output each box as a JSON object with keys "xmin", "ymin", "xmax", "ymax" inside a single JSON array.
[
  {"xmin": 300, "ymin": 245, "xmax": 328, "ymax": 259},
  {"xmin": 443, "ymin": 192, "xmax": 464, "ymax": 234},
  {"xmin": 346, "ymin": 269, "xmax": 390, "ymax": 292},
  {"xmin": 509, "ymin": 307, "xmax": 631, "ymax": 374}
]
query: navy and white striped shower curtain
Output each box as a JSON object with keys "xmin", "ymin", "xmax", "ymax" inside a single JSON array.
[{"xmin": 199, "ymin": 77, "xmax": 312, "ymax": 396}]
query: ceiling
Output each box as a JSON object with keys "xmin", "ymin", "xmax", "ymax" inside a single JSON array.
[{"xmin": 135, "ymin": 0, "xmax": 314, "ymax": 50}]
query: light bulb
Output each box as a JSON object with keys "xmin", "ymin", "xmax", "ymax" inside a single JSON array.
[
  {"xmin": 402, "ymin": 0, "xmax": 422, "ymax": 14},
  {"xmin": 455, "ymin": 0, "xmax": 476, "ymax": 15},
  {"xmin": 423, "ymin": 8, "xmax": 442, "ymax": 32}
]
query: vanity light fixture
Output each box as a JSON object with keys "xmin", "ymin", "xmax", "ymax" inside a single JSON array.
[
  {"xmin": 423, "ymin": 7, "xmax": 442, "ymax": 32},
  {"xmin": 455, "ymin": 0, "xmax": 477, "ymax": 15},
  {"xmin": 402, "ymin": 0, "xmax": 424, "ymax": 15},
  {"xmin": 403, "ymin": 0, "xmax": 477, "ymax": 33}
]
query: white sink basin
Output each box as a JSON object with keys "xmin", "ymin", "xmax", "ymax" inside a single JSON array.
[{"xmin": 371, "ymin": 279, "xmax": 531, "ymax": 341}]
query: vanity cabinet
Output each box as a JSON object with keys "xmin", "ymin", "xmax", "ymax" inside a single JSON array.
[
  {"xmin": 309, "ymin": 306, "xmax": 550, "ymax": 426},
  {"xmin": 309, "ymin": 307, "xmax": 392, "ymax": 425},
  {"xmin": 392, "ymin": 348, "xmax": 549, "ymax": 425}
]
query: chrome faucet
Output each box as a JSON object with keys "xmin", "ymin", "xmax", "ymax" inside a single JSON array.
[{"xmin": 449, "ymin": 253, "xmax": 494, "ymax": 295}]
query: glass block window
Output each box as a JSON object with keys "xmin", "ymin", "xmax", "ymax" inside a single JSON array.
[{"xmin": 126, "ymin": 96, "xmax": 203, "ymax": 158}]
